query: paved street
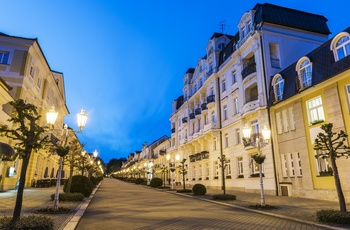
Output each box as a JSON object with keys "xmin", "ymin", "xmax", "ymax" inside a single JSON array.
[{"xmin": 77, "ymin": 179, "xmax": 333, "ymax": 230}]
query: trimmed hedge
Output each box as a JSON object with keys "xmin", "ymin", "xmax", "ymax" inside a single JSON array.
[
  {"xmin": 135, "ymin": 178, "xmax": 144, "ymax": 184},
  {"xmin": 90, "ymin": 176, "xmax": 103, "ymax": 186},
  {"xmin": 212, "ymin": 194, "xmax": 236, "ymax": 200},
  {"xmin": 150, "ymin": 178, "xmax": 163, "ymax": 188},
  {"xmin": 316, "ymin": 209, "xmax": 350, "ymax": 225},
  {"xmin": 64, "ymin": 175, "xmax": 93, "ymax": 197},
  {"xmin": 192, "ymin": 184, "xmax": 207, "ymax": 195},
  {"xmin": 0, "ymin": 215, "xmax": 54, "ymax": 230},
  {"xmin": 50, "ymin": 193, "xmax": 84, "ymax": 201}
]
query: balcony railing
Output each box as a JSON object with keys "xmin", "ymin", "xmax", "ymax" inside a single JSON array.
[
  {"xmin": 207, "ymin": 95, "xmax": 215, "ymax": 104},
  {"xmin": 242, "ymin": 100, "xmax": 259, "ymax": 114},
  {"xmin": 182, "ymin": 117, "xmax": 188, "ymax": 123},
  {"xmin": 241, "ymin": 63, "xmax": 256, "ymax": 80},
  {"xmin": 189, "ymin": 113, "xmax": 195, "ymax": 120},
  {"xmin": 201, "ymin": 103, "xmax": 208, "ymax": 110},
  {"xmin": 171, "ymin": 128, "xmax": 175, "ymax": 133},
  {"xmin": 195, "ymin": 108, "xmax": 201, "ymax": 116}
]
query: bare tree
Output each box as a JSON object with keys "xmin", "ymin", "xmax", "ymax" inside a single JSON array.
[{"xmin": 314, "ymin": 123, "xmax": 350, "ymax": 212}]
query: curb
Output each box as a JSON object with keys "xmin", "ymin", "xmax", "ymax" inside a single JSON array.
[
  {"xmin": 62, "ymin": 182, "xmax": 102, "ymax": 230},
  {"xmin": 168, "ymin": 191, "xmax": 347, "ymax": 230}
]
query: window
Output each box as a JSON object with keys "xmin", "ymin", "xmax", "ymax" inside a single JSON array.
[
  {"xmin": 334, "ymin": 35, "xmax": 350, "ymax": 61},
  {"xmin": 251, "ymin": 120, "xmax": 259, "ymax": 134},
  {"xmin": 288, "ymin": 153, "xmax": 295, "ymax": 177},
  {"xmin": 0, "ymin": 51, "xmax": 9, "ymax": 64},
  {"xmin": 269, "ymin": 43, "xmax": 280, "ymax": 68},
  {"xmin": 296, "ymin": 58, "xmax": 312, "ymax": 90},
  {"xmin": 281, "ymin": 154, "xmax": 288, "ymax": 177},
  {"xmin": 232, "ymin": 70, "xmax": 237, "ymax": 84},
  {"xmin": 223, "ymin": 104, "xmax": 228, "ymax": 120},
  {"xmin": 272, "ymin": 74, "xmax": 284, "ymax": 102},
  {"xmin": 30, "ymin": 65, "xmax": 36, "ymax": 78},
  {"xmin": 211, "ymin": 110, "xmax": 217, "ymax": 123},
  {"xmin": 224, "ymin": 133, "xmax": 229, "ymax": 148},
  {"xmin": 37, "ymin": 78, "xmax": 42, "ymax": 88},
  {"xmin": 315, "ymin": 150, "xmax": 332, "ymax": 176},
  {"xmin": 235, "ymin": 128, "xmax": 241, "ymax": 145},
  {"xmin": 250, "ymin": 155, "xmax": 261, "ymax": 175},
  {"xmin": 233, "ymin": 97, "xmax": 239, "ymax": 115},
  {"xmin": 306, "ymin": 96, "xmax": 325, "ymax": 125},
  {"xmin": 205, "ymin": 164, "xmax": 209, "ymax": 178},
  {"xmin": 210, "ymin": 87, "xmax": 214, "ymax": 96},
  {"xmin": 225, "ymin": 160, "xmax": 231, "ymax": 177},
  {"xmin": 218, "ymin": 43, "xmax": 225, "ymax": 50},
  {"xmin": 237, "ymin": 157, "xmax": 243, "ymax": 176},
  {"xmin": 214, "ymin": 161, "xmax": 219, "ymax": 178},
  {"xmin": 192, "ymin": 166, "xmax": 196, "ymax": 178},
  {"xmin": 213, "ymin": 137, "xmax": 217, "ymax": 151},
  {"xmin": 198, "ymin": 164, "xmax": 202, "ymax": 178},
  {"xmin": 346, "ymin": 85, "xmax": 350, "ymax": 113},
  {"xmin": 222, "ymin": 79, "xmax": 226, "ymax": 92}
]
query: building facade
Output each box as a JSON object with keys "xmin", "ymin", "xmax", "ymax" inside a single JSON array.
[{"xmin": 0, "ymin": 32, "xmax": 81, "ymax": 190}]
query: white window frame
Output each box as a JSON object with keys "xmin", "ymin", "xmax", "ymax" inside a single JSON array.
[
  {"xmin": 224, "ymin": 133, "xmax": 229, "ymax": 148},
  {"xmin": 222, "ymin": 79, "xmax": 226, "ymax": 92},
  {"xmin": 211, "ymin": 110, "xmax": 217, "ymax": 123},
  {"xmin": 287, "ymin": 153, "xmax": 295, "ymax": 177},
  {"xmin": 232, "ymin": 70, "xmax": 237, "ymax": 84},
  {"xmin": 250, "ymin": 156, "xmax": 261, "ymax": 175},
  {"xmin": 223, "ymin": 104, "xmax": 228, "ymax": 120},
  {"xmin": 315, "ymin": 150, "xmax": 332, "ymax": 176},
  {"xmin": 237, "ymin": 157, "xmax": 243, "ymax": 176},
  {"xmin": 235, "ymin": 128, "xmax": 241, "ymax": 145},
  {"xmin": 306, "ymin": 96, "xmax": 325, "ymax": 125},
  {"xmin": 225, "ymin": 160, "xmax": 231, "ymax": 177},
  {"xmin": 233, "ymin": 97, "xmax": 239, "ymax": 115},
  {"xmin": 296, "ymin": 57, "xmax": 312, "ymax": 89},
  {"xmin": 331, "ymin": 33, "xmax": 350, "ymax": 61},
  {"xmin": 214, "ymin": 161, "xmax": 219, "ymax": 177},
  {"xmin": 272, "ymin": 74, "xmax": 284, "ymax": 102},
  {"xmin": 0, "ymin": 51, "xmax": 9, "ymax": 64}
]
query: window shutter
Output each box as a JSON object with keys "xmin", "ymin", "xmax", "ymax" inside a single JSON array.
[{"xmin": 276, "ymin": 112, "xmax": 283, "ymax": 134}]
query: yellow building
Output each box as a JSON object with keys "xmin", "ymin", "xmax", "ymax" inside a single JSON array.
[
  {"xmin": 0, "ymin": 32, "xmax": 80, "ymax": 190},
  {"xmin": 269, "ymin": 27, "xmax": 350, "ymax": 201}
]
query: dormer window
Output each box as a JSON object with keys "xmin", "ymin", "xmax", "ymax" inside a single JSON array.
[
  {"xmin": 296, "ymin": 57, "xmax": 312, "ymax": 90},
  {"xmin": 331, "ymin": 32, "xmax": 350, "ymax": 61},
  {"xmin": 218, "ymin": 43, "xmax": 225, "ymax": 50},
  {"xmin": 0, "ymin": 51, "xmax": 9, "ymax": 64},
  {"xmin": 272, "ymin": 74, "xmax": 284, "ymax": 102},
  {"xmin": 208, "ymin": 46, "xmax": 214, "ymax": 56}
]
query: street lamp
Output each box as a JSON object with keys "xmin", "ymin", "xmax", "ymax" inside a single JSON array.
[
  {"xmin": 242, "ymin": 124, "xmax": 270, "ymax": 207},
  {"xmin": 93, "ymin": 149, "xmax": 98, "ymax": 158},
  {"xmin": 47, "ymin": 106, "xmax": 88, "ymax": 210}
]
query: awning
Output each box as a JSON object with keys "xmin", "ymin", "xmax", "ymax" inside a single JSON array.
[{"xmin": 0, "ymin": 142, "xmax": 15, "ymax": 161}]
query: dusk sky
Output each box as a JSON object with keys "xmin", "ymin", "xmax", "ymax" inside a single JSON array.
[{"xmin": 2, "ymin": 1, "xmax": 350, "ymax": 163}]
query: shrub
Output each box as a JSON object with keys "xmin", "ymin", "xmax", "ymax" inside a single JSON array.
[
  {"xmin": 64, "ymin": 175, "xmax": 93, "ymax": 197},
  {"xmin": 135, "ymin": 178, "xmax": 144, "ymax": 184},
  {"xmin": 0, "ymin": 215, "xmax": 54, "ymax": 230},
  {"xmin": 176, "ymin": 189, "xmax": 192, "ymax": 193},
  {"xmin": 150, "ymin": 178, "xmax": 163, "ymax": 188},
  {"xmin": 50, "ymin": 193, "xmax": 84, "ymax": 201},
  {"xmin": 90, "ymin": 176, "xmax": 103, "ymax": 186},
  {"xmin": 316, "ymin": 209, "xmax": 350, "ymax": 225},
  {"xmin": 212, "ymin": 194, "xmax": 236, "ymax": 200},
  {"xmin": 192, "ymin": 184, "xmax": 207, "ymax": 195}
]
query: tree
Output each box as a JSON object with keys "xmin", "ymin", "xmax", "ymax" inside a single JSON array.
[
  {"xmin": 106, "ymin": 158, "xmax": 126, "ymax": 174},
  {"xmin": 314, "ymin": 123, "xmax": 350, "ymax": 213},
  {"xmin": 178, "ymin": 159, "xmax": 187, "ymax": 190},
  {"xmin": 218, "ymin": 155, "xmax": 228, "ymax": 195},
  {"xmin": 64, "ymin": 138, "xmax": 84, "ymax": 193},
  {"xmin": 0, "ymin": 100, "xmax": 48, "ymax": 223}
]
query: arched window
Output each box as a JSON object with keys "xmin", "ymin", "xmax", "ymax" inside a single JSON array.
[
  {"xmin": 272, "ymin": 74, "xmax": 284, "ymax": 102},
  {"xmin": 331, "ymin": 32, "xmax": 350, "ymax": 62},
  {"xmin": 296, "ymin": 57, "xmax": 312, "ymax": 90}
]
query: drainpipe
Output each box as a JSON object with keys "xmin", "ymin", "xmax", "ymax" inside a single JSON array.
[
  {"xmin": 215, "ymin": 74, "xmax": 226, "ymax": 194},
  {"xmin": 258, "ymin": 26, "xmax": 279, "ymax": 196}
]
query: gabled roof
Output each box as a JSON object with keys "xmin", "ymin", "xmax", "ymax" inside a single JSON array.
[
  {"xmin": 210, "ymin": 32, "xmax": 234, "ymax": 40},
  {"xmin": 254, "ymin": 3, "xmax": 330, "ymax": 35},
  {"xmin": 270, "ymin": 26, "xmax": 350, "ymax": 105}
]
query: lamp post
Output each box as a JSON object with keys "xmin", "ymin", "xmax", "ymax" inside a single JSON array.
[
  {"xmin": 46, "ymin": 107, "xmax": 88, "ymax": 210},
  {"xmin": 81, "ymin": 150, "xmax": 86, "ymax": 176},
  {"xmin": 242, "ymin": 124, "xmax": 270, "ymax": 207},
  {"xmin": 166, "ymin": 154, "xmax": 170, "ymax": 185}
]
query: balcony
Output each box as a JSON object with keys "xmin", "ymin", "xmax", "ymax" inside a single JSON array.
[
  {"xmin": 189, "ymin": 155, "xmax": 196, "ymax": 162},
  {"xmin": 242, "ymin": 133, "xmax": 260, "ymax": 149},
  {"xmin": 195, "ymin": 153, "xmax": 202, "ymax": 161},
  {"xmin": 182, "ymin": 117, "xmax": 188, "ymax": 123},
  {"xmin": 207, "ymin": 95, "xmax": 215, "ymax": 107},
  {"xmin": 189, "ymin": 113, "xmax": 195, "ymax": 120},
  {"xmin": 195, "ymin": 108, "xmax": 201, "ymax": 117},
  {"xmin": 242, "ymin": 100, "xmax": 259, "ymax": 114},
  {"xmin": 201, "ymin": 103, "xmax": 208, "ymax": 110},
  {"xmin": 241, "ymin": 63, "xmax": 256, "ymax": 80},
  {"xmin": 201, "ymin": 151, "xmax": 209, "ymax": 159},
  {"xmin": 171, "ymin": 128, "xmax": 175, "ymax": 133},
  {"xmin": 203, "ymin": 122, "xmax": 219, "ymax": 132}
]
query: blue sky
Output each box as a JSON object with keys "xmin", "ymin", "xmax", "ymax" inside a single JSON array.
[{"xmin": 1, "ymin": 1, "xmax": 350, "ymax": 163}]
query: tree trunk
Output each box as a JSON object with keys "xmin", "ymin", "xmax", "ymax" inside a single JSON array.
[
  {"xmin": 330, "ymin": 156, "xmax": 347, "ymax": 212},
  {"xmin": 221, "ymin": 163, "xmax": 226, "ymax": 195},
  {"xmin": 66, "ymin": 165, "xmax": 74, "ymax": 193},
  {"xmin": 11, "ymin": 154, "xmax": 30, "ymax": 222}
]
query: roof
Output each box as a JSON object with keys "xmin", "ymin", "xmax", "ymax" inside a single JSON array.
[
  {"xmin": 254, "ymin": 3, "xmax": 330, "ymax": 35},
  {"xmin": 269, "ymin": 26, "xmax": 350, "ymax": 105},
  {"xmin": 210, "ymin": 32, "xmax": 234, "ymax": 40}
]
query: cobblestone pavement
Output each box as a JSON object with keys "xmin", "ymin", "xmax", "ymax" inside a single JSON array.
[
  {"xmin": 76, "ymin": 179, "xmax": 348, "ymax": 230},
  {"xmin": 0, "ymin": 186, "xmax": 81, "ymax": 230}
]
